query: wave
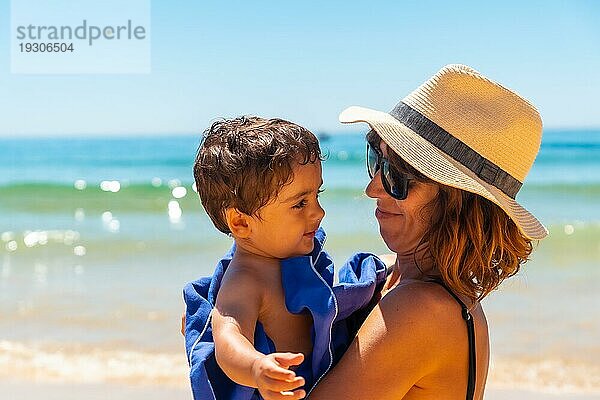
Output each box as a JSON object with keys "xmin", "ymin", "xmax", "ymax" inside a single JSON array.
[
  {"xmin": 0, "ymin": 341, "xmax": 188, "ymax": 387},
  {"xmin": 488, "ymin": 356, "xmax": 600, "ymax": 394},
  {"xmin": 0, "ymin": 182, "xmax": 199, "ymax": 214},
  {"xmin": 2, "ymin": 180, "xmax": 600, "ymax": 196},
  {"xmin": 541, "ymin": 142, "xmax": 600, "ymax": 150},
  {"xmin": 1, "ymin": 181, "xmax": 600, "ymax": 225},
  {"xmin": 0, "ymin": 181, "xmax": 193, "ymax": 192},
  {"xmin": 524, "ymin": 182, "xmax": 600, "ymax": 195},
  {"xmin": 0, "ymin": 341, "xmax": 598, "ymax": 394},
  {"xmin": 0, "ymin": 182, "xmax": 370, "ymax": 214}
]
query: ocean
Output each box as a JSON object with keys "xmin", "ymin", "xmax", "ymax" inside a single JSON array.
[{"xmin": 0, "ymin": 130, "xmax": 598, "ymax": 394}]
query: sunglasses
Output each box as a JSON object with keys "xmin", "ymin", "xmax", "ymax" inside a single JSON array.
[{"xmin": 366, "ymin": 142, "xmax": 416, "ymax": 200}]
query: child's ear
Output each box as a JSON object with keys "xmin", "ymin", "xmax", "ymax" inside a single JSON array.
[{"xmin": 225, "ymin": 208, "xmax": 252, "ymax": 238}]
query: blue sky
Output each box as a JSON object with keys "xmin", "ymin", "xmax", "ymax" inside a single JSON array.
[{"xmin": 0, "ymin": 0, "xmax": 599, "ymax": 136}]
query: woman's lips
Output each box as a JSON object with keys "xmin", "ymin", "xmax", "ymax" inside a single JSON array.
[{"xmin": 375, "ymin": 208, "xmax": 400, "ymax": 219}]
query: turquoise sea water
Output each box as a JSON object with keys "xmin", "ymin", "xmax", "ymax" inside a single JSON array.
[{"xmin": 0, "ymin": 131, "xmax": 599, "ymax": 392}]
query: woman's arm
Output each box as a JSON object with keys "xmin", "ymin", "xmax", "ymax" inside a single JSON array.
[{"xmin": 309, "ymin": 282, "xmax": 451, "ymax": 399}]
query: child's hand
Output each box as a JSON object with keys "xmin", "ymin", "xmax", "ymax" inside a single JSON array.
[{"xmin": 251, "ymin": 352, "xmax": 306, "ymax": 400}]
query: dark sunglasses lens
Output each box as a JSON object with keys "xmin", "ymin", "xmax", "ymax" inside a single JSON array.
[
  {"xmin": 382, "ymin": 162, "xmax": 409, "ymax": 200},
  {"xmin": 366, "ymin": 143, "xmax": 378, "ymax": 178}
]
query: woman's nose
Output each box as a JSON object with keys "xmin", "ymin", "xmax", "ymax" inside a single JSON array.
[{"xmin": 365, "ymin": 169, "xmax": 385, "ymax": 199}]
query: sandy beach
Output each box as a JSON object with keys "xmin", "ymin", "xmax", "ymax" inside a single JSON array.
[{"xmin": 1, "ymin": 381, "xmax": 599, "ymax": 400}]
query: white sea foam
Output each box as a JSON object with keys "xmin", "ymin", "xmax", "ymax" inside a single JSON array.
[
  {"xmin": 0, "ymin": 341, "xmax": 188, "ymax": 387},
  {"xmin": 488, "ymin": 356, "xmax": 600, "ymax": 394},
  {"xmin": 0, "ymin": 341, "xmax": 598, "ymax": 394}
]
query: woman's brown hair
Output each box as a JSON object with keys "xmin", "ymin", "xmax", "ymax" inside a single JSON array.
[{"xmin": 367, "ymin": 131, "xmax": 533, "ymax": 302}]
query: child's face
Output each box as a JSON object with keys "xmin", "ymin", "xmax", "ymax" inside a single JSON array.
[{"xmin": 248, "ymin": 160, "xmax": 325, "ymax": 259}]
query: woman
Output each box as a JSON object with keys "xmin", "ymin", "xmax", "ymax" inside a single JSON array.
[{"xmin": 308, "ymin": 64, "xmax": 547, "ymax": 399}]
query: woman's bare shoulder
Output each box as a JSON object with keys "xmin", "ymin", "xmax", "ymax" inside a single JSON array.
[
  {"xmin": 378, "ymin": 280, "xmax": 471, "ymax": 352},
  {"xmin": 381, "ymin": 280, "xmax": 459, "ymax": 317},
  {"xmin": 308, "ymin": 280, "xmax": 467, "ymax": 399}
]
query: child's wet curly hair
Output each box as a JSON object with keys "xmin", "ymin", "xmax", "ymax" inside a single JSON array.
[{"xmin": 194, "ymin": 116, "xmax": 322, "ymax": 234}]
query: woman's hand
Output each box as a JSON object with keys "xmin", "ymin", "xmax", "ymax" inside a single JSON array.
[{"xmin": 251, "ymin": 353, "xmax": 306, "ymax": 400}]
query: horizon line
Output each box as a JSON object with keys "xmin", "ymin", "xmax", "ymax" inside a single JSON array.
[{"xmin": 1, "ymin": 126, "xmax": 600, "ymax": 139}]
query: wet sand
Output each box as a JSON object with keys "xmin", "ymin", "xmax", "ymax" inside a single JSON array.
[{"xmin": 1, "ymin": 381, "xmax": 599, "ymax": 400}]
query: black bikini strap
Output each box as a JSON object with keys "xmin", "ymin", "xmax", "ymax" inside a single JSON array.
[{"xmin": 429, "ymin": 279, "xmax": 476, "ymax": 400}]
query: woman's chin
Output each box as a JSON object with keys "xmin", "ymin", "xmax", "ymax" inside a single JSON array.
[
  {"xmin": 379, "ymin": 228, "xmax": 400, "ymax": 252},
  {"xmin": 379, "ymin": 229, "xmax": 418, "ymax": 255}
]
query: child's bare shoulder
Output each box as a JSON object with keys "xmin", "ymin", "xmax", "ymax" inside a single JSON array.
[{"xmin": 216, "ymin": 260, "xmax": 268, "ymax": 308}]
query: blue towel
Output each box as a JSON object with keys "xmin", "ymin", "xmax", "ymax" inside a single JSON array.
[{"xmin": 183, "ymin": 228, "xmax": 387, "ymax": 400}]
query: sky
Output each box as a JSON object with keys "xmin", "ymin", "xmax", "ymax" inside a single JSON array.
[{"xmin": 0, "ymin": 0, "xmax": 599, "ymax": 137}]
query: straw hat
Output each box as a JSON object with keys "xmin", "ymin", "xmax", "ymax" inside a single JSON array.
[{"xmin": 339, "ymin": 64, "xmax": 547, "ymax": 240}]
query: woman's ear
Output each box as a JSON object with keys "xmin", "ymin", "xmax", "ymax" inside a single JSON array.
[{"xmin": 225, "ymin": 208, "xmax": 252, "ymax": 238}]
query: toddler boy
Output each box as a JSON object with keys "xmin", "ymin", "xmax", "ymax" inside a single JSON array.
[{"xmin": 183, "ymin": 116, "xmax": 386, "ymax": 400}]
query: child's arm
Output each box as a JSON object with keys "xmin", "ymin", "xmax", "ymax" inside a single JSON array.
[{"xmin": 212, "ymin": 269, "xmax": 306, "ymax": 399}]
